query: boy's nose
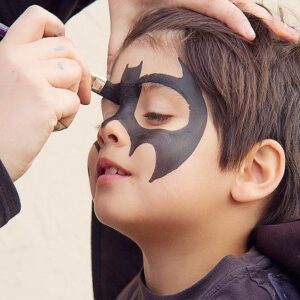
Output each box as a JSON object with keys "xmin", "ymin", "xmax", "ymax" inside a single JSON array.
[{"xmin": 97, "ymin": 120, "xmax": 128, "ymax": 148}]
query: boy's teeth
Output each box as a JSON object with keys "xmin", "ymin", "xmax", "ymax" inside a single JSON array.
[
  {"xmin": 117, "ymin": 170, "xmax": 125, "ymax": 176},
  {"xmin": 105, "ymin": 167, "xmax": 118, "ymax": 175}
]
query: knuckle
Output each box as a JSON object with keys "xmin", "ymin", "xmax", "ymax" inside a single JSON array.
[
  {"xmin": 67, "ymin": 93, "xmax": 80, "ymax": 114},
  {"xmin": 59, "ymin": 37, "xmax": 78, "ymax": 56},
  {"xmin": 69, "ymin": 60, "xmax": 82, "ymax": 77},
  {"xmin": 25, "ymin": 5, "xmax": 64, "ymax": 31},
  {"xmin": 26, "ymin": 5, "xmax": 46, "ymax": 17},
  {"xmin": 61, "ymin": 37, "xmax": 75, "ymax": 49},
  {"xmin": 73, "ymin": 95, "xmax": 81, "ymax": 110}
]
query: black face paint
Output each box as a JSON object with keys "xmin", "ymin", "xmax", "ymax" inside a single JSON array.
[{"xmin": 100, "ymin": 58, "xmax": 207, "ymax": 182}]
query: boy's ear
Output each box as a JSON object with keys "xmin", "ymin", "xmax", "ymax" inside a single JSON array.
[{"xmin": 231, "ymin": 139, "xmax": 285, "ymax": 203}]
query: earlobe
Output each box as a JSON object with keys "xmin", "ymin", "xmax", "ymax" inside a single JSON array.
[{"xmin": 231, "ymin": 140, "xmax": 285, "ymax": 203}]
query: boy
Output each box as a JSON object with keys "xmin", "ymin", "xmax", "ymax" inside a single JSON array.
[{"xmin": 89, "ymin": 8, "xmax": 300, "ymax": 299}]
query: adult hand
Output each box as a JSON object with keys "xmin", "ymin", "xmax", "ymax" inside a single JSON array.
[
  {"xmin": 0, "ymin": 5, "xmax": 91, "ymax": 181},
  {"xmin": 107, "ymin": 0, "xmax": 299, "ymax": 77}
]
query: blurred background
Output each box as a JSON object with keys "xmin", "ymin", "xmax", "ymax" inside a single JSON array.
[{"xmin": 0, "ymin": 0, "xmax": 298, "ymax": 299}]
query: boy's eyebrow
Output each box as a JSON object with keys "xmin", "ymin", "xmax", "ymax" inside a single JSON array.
[
  {"xmin": 141, "ymin": 82, "xmax": 187, "ymax": 103},
  {"xmin": 141, "ymin": 82, "xmax": 176, "ymax": 93}
]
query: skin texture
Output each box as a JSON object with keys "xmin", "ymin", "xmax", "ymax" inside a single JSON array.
[
  {"xmin": 89, "ymin": 41, "xmax": 249, "ymax": 294},
  {"xmin": 100, "ymin": 59, "xmax": 207, "ymax": 182},
  {"xmin": 0, "ymin": 6, "xmax": 90, "ymax": 181},
  {"xmin": 88, "ymin": 37, "xmax": 285, "ymax": 295},
  {"xmin": 1, "ymin": 1, "xmax": 296, "ymax": 183}
]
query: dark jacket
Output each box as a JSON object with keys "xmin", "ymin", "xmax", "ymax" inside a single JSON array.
[
  {"xmin": 0, "ymin": 0, "xmax": 95, "ymax": 26},
  {"xmin": 0, "ymin": 161, "xmax": 20, "ymax": 227},
  {"xmin": 91, "ymin": 210, "xmax": 300, "ymax": 300}
]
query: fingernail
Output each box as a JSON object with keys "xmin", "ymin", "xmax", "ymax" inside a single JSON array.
[
  {"xmin": 244, "ymin": 22, "xmax": 256, "ymax": 39},
  {"xmin": 284, "ymin": 24, "xmax": 298, "ymax": 37}
]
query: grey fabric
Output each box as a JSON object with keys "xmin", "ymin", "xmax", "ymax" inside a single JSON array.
[{"xmin": 117, "ymin": 249, "xmax": 300, "ymax": 300}]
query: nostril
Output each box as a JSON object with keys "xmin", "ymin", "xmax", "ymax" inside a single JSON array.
[{"xmin": 108, "ymin": 134, "xmax": 118, "ymax": 143}]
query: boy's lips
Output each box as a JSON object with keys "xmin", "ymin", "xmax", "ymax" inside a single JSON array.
[{"xmin": 96, "ymin": 157, "xmax": 132, "ymax": 179}]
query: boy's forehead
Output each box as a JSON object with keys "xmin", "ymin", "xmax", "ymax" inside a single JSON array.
[{"xmin": 110, "ymin": 43, "xmax": 183, "ymax": 83}]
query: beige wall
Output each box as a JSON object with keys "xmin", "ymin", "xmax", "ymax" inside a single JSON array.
[
  {"xmin": 260, "ymin": 0, "xmax": 300, "ymax": 28},
  {"xmin": 0, "ymin": 1, "xmax": 107, "ymax": 299},
  {"xmin": 0, "ymin": 1, "xmax": 299, "ymax": 299}
]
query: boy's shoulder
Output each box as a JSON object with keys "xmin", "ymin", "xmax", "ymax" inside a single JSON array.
[
  {"xmin": 215, "ymin": 248, "xmax": 300, "ymax": 300},
  {"xmin": 117, "ymin": 249, "xmax": 300, "ymax": 300}
]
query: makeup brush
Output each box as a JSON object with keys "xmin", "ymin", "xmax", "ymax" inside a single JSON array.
[{"xmin": 0, "ymin": 22, "xmax": 106, "ymax": 131}]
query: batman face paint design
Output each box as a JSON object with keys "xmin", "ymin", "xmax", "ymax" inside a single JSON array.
[{"xmin": 100, "ymin": 59, "xmax": 207, "ymax": 182}]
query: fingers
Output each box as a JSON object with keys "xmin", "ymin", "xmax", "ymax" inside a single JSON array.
[
  {"xmin": 52, "ymin": 88, "xmax": 80, "ymax": 129},
  {"xmin": 177, "ymin": 0, "xmax": 299, "ymax": 42},
  {"xmin": 77, "ymin": 66, "xmax": 92, "ymax": 105},
  {"xmin": 31, "ymin": 37, "xmax": 92, "ymax": 105},
  {"xmin": 4, "ymin": 6, "xmax": 65, "ymax": 45},
  {"xmin": 43, "ymin": 58, "xmax": 82, "ymax": 92},
  {"xmin": 3, "ymin": 5, "xmax": 91, "ymax": 104},
  {"xmin": 107, "ymin": 0, "xmax": 299, "ymax": 72},
  {"xmin": 178, "ymin": 0, "xmax": 256, "ymax": 40},
  {"xmin": 231, "ymin": 0, "xmax": 299, "ymax": 43}
]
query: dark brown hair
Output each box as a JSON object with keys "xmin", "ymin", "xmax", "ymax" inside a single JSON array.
[{"xmin": 120, "ymin": 8, "xmax": 300, "ymax": 225}]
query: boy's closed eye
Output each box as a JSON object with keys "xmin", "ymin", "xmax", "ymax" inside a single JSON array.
[
  {"xmin": 143, "ymin": 112, "xmax": 172, "ymax": 126},
  {"xmin": 99, "ymin": 82, "xmax": 190, "ymax": 130},
  {"xmin": 100, "ymin": 98, "xmax": 172, "ymax": 124},
  {"xmin": 136, "ymin": 82, "xmax": 189, "ymax": 130}
]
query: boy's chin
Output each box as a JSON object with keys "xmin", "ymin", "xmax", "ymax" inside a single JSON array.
[{"xmin": 93, "ymin": 194, "xmax": 141, "ymax": 236}]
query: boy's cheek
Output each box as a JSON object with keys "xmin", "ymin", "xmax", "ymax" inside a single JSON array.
[{"xmin": 87, "ymin": 143, "xmax": 99, "ymax": 197}]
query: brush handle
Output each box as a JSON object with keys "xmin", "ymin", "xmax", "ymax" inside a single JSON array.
[{"xmin": 91, "ymin": 74, "xmax": 106, "ymax": 94}]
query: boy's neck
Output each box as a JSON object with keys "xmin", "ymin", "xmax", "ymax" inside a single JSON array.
[{"xmin": 140, "ymin": 224, "xmax": 249, "ymax": 296}]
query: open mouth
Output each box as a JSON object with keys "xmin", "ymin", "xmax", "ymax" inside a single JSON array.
[{"xmin": 97, "ymin": 158, "xmax": 132, "ymax": 178}]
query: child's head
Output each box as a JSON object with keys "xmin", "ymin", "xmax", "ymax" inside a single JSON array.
[{"xmin": 89, "ymin": 8, "xmax": 300, "ymax": 245}]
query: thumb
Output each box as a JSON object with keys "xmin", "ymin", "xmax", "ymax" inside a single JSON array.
[{"xmin": 4, "ymin": 5, "xmax": 64, "ymax": 45}]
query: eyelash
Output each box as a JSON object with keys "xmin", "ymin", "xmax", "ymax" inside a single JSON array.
[
  {"xmin": 143, "ymin": 112, "xmax": 172, "ymax": 122},
  {"xmin": 95, "ymin": 112, "xmax": 171, "ymax": 129}
]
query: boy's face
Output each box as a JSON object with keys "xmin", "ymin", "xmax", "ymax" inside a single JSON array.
[{"xmin": 89, "ymin": 41, "xmax": 236, "ymax": 240}]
